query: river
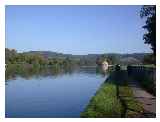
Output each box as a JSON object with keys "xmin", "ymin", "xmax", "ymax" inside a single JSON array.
[{"xmin": 5, "ymin": 67, "xmax": 108, "ymax": 118}]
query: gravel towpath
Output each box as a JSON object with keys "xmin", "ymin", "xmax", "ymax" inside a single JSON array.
[{"xmin": 128, "ymin": 80, "xmax": 156, "ymax": 117}]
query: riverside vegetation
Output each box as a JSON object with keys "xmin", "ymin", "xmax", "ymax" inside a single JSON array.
[
  {"xmin": 6, "ymin": 48, "xmax": 156, "ymax": 117},
  {"xmin": 81, "ymin": 69, "xmax": 144, "ymax": 118},
  {"xmin": 5, "ymin": 47, "xmax": 147, "ymax": 80}
]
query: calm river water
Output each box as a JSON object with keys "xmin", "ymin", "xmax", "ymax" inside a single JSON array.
[{"xmin": 6, "ymin": 67, "xmax": 107, "ymax": 118}]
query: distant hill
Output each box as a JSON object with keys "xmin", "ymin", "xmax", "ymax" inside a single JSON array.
[
  {"xmin": 23, "ymin": 51, "xmax": 65, "ymax": 59},
  {"xmin": 22, "ymin": 51, "xmax": 150, "ymax": 65}
]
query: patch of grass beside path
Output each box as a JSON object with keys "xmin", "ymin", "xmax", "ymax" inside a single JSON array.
[
  {"xmin": 81, "ymin": 81, "xmax": 123, "ymax": 117},
  {"xmin": 131, "ymin": 64, "xmax": 156, "ymax": 68},
  {"xmin": 81, "ymin": 70, "xmax": 144, "ymax": 118}
]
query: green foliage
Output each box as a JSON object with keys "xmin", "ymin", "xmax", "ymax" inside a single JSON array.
[
  {"xmin": 81, "ymin": 82, "xmax": 123, "ymax": 117},
  {"xmin": 96, "ymin": 54, "xmax": 120, "ymax": 65},
  {"xmin": 127, "ymin": 66, "xmax": 156, "ymax": 95},
  {"xmin": 6, "ymin": 48, "xmax": 150, "ymax": 66},
  {"xmin": 119, "ymin": 86, "xmax": 144, "ymax": 117},
  {"xmin": 81, "ymin": 70, "xmax": 144, "ymax": 118},
  {"xmin": 135, "ymin": 72, "xmax": 155, "ymax": 96},
  {"xmin": 140, "ymin": 5, "xmax": 156, "ymax": 56},
  {"xmin": 5, "ymin": 48, "xmax": 81, "ymax": 80},
  {"xmin": 5, "ymin": 48, "xmax": 79, "ymax": 67},
  {"xmin": 5, "ymin": 48, "xmax": 17, "ymax": 63},
  {"xmin": 143, "ymin": 54, "xmax": 155, "ymax": 65}
]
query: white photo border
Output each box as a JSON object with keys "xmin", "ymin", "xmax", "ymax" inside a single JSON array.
[{"xmin": 0, "ymin": 0, "xmax": 159, "ymax": 122}]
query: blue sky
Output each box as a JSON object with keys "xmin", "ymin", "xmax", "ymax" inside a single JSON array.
[{"xmin": 6, "ymin": 5, "xmax": 151, "ymax": 54}]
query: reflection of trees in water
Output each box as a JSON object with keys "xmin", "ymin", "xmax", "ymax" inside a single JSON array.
[
  {"xmin": 5, "ymin": 64, "xmax": 112, "ymax": 81},
  {"xmin": 5, "ymin": 64, "xmax": 77, "ymax": 80}
]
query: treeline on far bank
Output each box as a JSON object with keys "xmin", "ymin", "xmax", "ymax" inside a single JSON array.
[
  {"xmin": 5, "ymin": 48, "xmax": 80, "ymax": 80},
  {"xmin": 6, "ymin": 48, "xmax": 80, "ymax": 68},
  {"xmin": 6, "ymin": 48, "xmax": 155, "ymax": 67},
  {"xmin": 5, "ymin": 48, "xmax": 117, "ymax": 68}
]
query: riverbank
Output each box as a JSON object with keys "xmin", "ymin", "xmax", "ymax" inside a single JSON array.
[{"xmin": 81, "ymin": 70, "xmax": 144, "ymax": 118}]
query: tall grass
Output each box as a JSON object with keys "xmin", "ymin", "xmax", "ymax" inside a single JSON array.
[
  {"xmin": 81, "ymin": 82, "xmax": 123, "ymax": 117},
  {"xmin": 81, "ymin": 70, "xmax": 144, "ymax": 118}
]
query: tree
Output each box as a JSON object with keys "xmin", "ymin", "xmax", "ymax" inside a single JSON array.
[
  {"xmin": 5, "ymin": 48, "xmax": 17, "ymax": 63},
  {"xmin": 96, "ymin": 54, "xmax": 108, "ymax": 65},
  {"xmin": 106, "ymin": 55, "xmax": 118, "ymax": 64},
  {"xmin": 143, "ymin": 54, "xmax": 155, "ymax": 65},
  {"xmin": 140, "ymin": 5, "xmax": 156, "ymax": 56}
]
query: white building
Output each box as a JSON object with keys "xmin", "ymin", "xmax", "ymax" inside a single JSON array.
[{"xmin": 101, "ymin": 60, "xmax": 108, "ymax": 71}]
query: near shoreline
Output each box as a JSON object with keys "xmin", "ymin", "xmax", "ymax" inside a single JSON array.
[{"xmin": 81, "ymin": 68, "xmax": 155, "ymax": 118}]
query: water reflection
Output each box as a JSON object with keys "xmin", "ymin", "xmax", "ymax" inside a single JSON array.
[
  {"xmin": 6, "ymin": 65, "xmax": 109, "ymax": 118},
  {"xmin": 6, "ymin": 64, "xmax": 110, "ymax": 81}
]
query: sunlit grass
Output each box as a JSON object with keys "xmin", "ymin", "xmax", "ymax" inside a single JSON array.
[
  {"xmin": 81, "ymin": 82, "xmax": 123, "ymax": 117},
  {"xmin": 81, "ymin": 70, "xmax": 144, "ymax": 118}
]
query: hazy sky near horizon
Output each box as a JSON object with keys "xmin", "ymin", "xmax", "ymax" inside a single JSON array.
[{"xmin": 6, "ymin": 5, "xmax": 151, "ymax": 54}]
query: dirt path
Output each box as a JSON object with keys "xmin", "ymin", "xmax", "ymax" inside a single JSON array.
[{"xmin": 128, "ymin": 80, "xmax": 156, "ymax": 117}]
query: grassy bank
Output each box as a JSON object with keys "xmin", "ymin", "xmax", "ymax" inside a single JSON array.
[
  {"xmin": 81, "ymin": 81, "xmax": 123, "ymax": 117},
  {"xmin": 81, "ymin": 70, "xmax": 143, "ymax": 118}
]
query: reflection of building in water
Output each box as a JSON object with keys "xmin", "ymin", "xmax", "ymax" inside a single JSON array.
[{"xmin": 101, "ymin": 60, "xmax": 108, "ymax": 71}]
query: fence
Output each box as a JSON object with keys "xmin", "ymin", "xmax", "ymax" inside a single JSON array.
[
  {"xmin": 127, "ymin": 66, "xmax": 156, "ymax": 82},
  {"xmin": 127, "ymin": 65, "xmax": 156, "ymax": 95}
]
